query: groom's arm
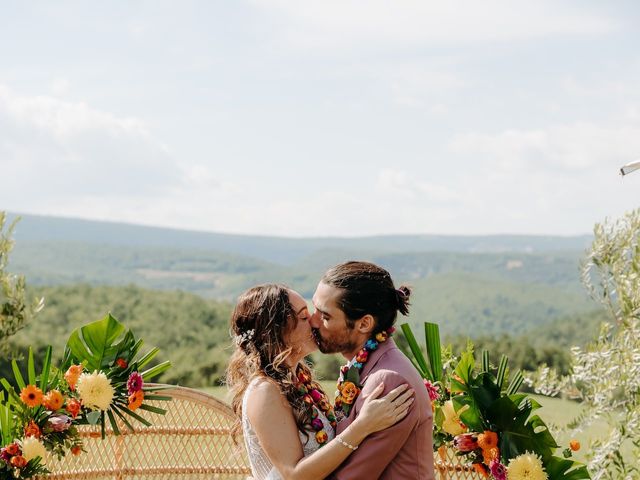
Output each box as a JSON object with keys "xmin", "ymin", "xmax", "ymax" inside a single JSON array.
[{"xmin": 329, "ymin": 369, "xmax": 419, "ymax": 480}]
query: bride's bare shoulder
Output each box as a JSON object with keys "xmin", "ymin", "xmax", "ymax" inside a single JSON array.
[{"xmin": 245, "ymin": 377, "xmax": 291, "ymax": 418}]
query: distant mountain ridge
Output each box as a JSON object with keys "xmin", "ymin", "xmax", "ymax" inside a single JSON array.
[
  {"xmin": 8, "ymin": 212, "xmax": 592, "ymax": 264},
  {"xmin": 5, "ymin": 212, "xmax": 598, "ymax": 338}
]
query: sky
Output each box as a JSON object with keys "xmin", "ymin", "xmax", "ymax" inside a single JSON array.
[{"xmin": 1, "ymin": 0, "xmax": 639, "ymax": 237}]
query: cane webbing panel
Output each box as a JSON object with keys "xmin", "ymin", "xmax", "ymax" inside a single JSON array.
[
  {"xmin": 436, "ymin": 446, "xmax": 485, "ymax": 480},
  {"xmin": 39, "ymin": 385, "xmax": 251, "ymax": 480},
  {"xmin": 38, "ymin": 385, "xmax": 482, "ymax": 479}
]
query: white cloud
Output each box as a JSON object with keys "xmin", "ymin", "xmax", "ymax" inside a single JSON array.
[
  {"xmin": 251, "ymin": 0, "xmax": 617, "ymax": 51},
  {"xmin": 0, "ymin": 84, "xmax": 181, "ymax": 198},
  {"xmin": 388, "ymin": 65, "xmax": 465, "ymax": 109},
  {"xmin": 450, "ymin": 123, "xmax": 640, "ymax": 173},
  {"xmin": 377, "ymin": 169, "xmax": 461, "ymax": 203},
  {"xmin": 443, "ymin": 122, "xmax": 640, "ymax": 234},
  {"xmin": 50, "ymin": 78, "xmax": 71, "ymax": 97}
]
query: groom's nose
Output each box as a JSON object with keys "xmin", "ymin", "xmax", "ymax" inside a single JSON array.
[{"xmin": 309, "ymin": 310, "xmax": 320, "ymax": 328}]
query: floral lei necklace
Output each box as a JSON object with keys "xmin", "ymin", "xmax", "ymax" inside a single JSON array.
[
  {"xmin": 334, "ymin": 326, "xmax": 395, "ymax": 419},
  {"xmin": 295, "ymin": 365, "xmax": 337, "ymax": 447}
]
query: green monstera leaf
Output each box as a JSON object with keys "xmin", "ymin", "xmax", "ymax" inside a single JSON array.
[
  {"xmin": 545, "ymin": 455, "xmax": 591, "ymax": 480},
  {"xmin": 452, "ymin": 371, "xmax": 501, "ymax": 432},
  {"xmin": 63, "ymin": 313, "xmax": 134, "ymax": 371},
  {"xmin": 487, "ymin": 395, "xmax": 558, "ymax": 461}
]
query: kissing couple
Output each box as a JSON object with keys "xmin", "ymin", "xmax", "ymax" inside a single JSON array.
[{"xmin": 226, "ymin": 261, "xmax": 435, "ymax": 479}]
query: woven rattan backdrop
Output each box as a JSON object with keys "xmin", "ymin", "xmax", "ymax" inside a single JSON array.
[
  {"xmin": 38, "ymin": 384, "xmax": 482, "ymax": 479},
  {"xmin": 39, "ymin": 385, "xmax": 251, "ymax": 480}
]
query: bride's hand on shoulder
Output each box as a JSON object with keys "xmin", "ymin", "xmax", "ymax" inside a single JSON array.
[{"xmin": 355, "ymin": 383, "xmax": 414, "ymax": 435}]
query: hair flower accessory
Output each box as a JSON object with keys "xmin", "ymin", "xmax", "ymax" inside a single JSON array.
[{"xmin": 234, "ymin": 328, "xmax": 255, "ymax": 345}]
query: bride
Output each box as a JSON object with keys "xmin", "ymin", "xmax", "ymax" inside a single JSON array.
[{"xmin": 226, "ymin": 284, "xmax": 414, "ymax": 480}]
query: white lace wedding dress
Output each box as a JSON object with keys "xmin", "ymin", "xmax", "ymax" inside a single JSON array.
[{"xmin": 242, "ymin": 378, "xmax": 336, "ymax": 480}]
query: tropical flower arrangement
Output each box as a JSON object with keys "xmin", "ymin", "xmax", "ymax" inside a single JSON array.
[
  {"xmin": 400, "ymin": 322, "xmax": 590, "ymax": 480},
  {"xmin": 0, "ymin": 314, "xmax": 172, "ymax": 479}
]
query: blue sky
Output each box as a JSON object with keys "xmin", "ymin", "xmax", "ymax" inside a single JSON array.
[{"xmin": 1, "ymin": 1, "xmax": 639, "ymax": 237}]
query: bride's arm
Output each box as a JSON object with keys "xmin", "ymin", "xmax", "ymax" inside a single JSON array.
[{"xmin": 246, "ymin": 380, "xmax": 413, "ymax": 480}]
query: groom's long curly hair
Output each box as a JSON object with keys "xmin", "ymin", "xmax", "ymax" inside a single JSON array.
[{"xmin": 225, "ymin": 284, "xmax": 320, "ymax": 437}]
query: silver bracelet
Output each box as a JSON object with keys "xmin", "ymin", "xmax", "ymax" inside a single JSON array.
[{"xmin": 335, "ymin": 435, "xmax": 358, "ymax": 451}]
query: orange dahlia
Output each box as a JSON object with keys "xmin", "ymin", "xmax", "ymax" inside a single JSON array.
[
  {"xmin": 64, "ymin": 364, "xmax": 83, "ymax": 390},
  {"xmin": 43, "ymin": 389, "xmax": 64, "ymax": 411},
  {"xmin": 340, "ymin": 382, "xmax": 360, "ymax": 405},
  {"xmin": 482, "ymin": 447, "xmax": 500, "ymax": 465},
  {"xmin": 473, "ymin": 462, "xmax": 489, "ymax": 478},
  {"xmin": 24, "ymin": 420, "xmax": 41, "ymax": 438},
  {"xmin": 478, "ymin": 430, "xmax": 499, "ymax": 450},
  {"xmin": 20, "ymin": 385, "xmax": 43, "ymax": 408},
  {"xmin": 128, "ymin": 390, "xmax": 144, "ymax": 411},
  {"xmin": 375, "ymin": 331, "xmax": 388, "ymax": 342},
  {"xmin": 11, "ymin": 455, "xmax": 27, "ymax": 468},
  {"xmin": 10, "ymin": 455, "xmax": 27, "ymax": 468}
]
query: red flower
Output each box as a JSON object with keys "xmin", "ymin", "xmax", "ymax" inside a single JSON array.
[
  {"xmin": 355, "ymin": 350, "xmax": 369, "ymax": 363},
  {"xmin": 127, "ymin": 372, "xmax": 143, "ymax": 395},
  {"xmin": 66, "ymin": 398, "xmax": 82, "ymax": 418},
  {"xmin": 115, "ymin": 358, "xmax": 128, "ymax": 369},
  {"xmin": 5, "ymin": 443, "xmax": 20, "ymax": 456},
  {"xmin": 10, "ymin": 456, "xmax": 27, "ymax": 468}
]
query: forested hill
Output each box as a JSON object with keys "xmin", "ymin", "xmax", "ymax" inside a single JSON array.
[
  {"xmin": 9, "ymin": 212, "xmax": 592, "ymax": 263},
  {"xmin": 7, "ymin": 212, "xmax": 598, "ymax": 339},
  {"xmin": 7, "ymin": 284, "xmax": 605, "ymax": 388},
  {"xmin": 3, "ymin": 213, "xmax": 604, "ymax": 388}
]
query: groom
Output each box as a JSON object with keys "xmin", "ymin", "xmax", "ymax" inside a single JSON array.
[{"xmin": 311, "ymin": 261, "xmax": 434, "ymax": 479}]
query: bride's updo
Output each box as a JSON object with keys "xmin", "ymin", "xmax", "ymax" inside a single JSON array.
[{"xmin": 226, "ymin": 284, "xmax": 320, "ymax": 436}]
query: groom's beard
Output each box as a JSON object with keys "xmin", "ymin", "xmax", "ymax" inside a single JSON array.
[{"xmin": 312, "ymin": 328, "xmax": 358, "ymax": 356}]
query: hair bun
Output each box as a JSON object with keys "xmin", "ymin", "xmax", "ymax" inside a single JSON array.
[{"xmin": 396, "ymin": 285, "xmax": 411, "ymax": 316}]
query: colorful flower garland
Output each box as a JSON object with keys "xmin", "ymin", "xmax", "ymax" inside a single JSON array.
[
  {"xmin": 295, "ymin": 366, "xmax": 337, "ymax": 447},
  {"xmin": 334, "ymin": 327, "xmax": 395, "ymax": 419}
]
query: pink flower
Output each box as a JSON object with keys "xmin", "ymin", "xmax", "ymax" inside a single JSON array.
[
  {"xmin": 453, "ymin": 433, "xmax": 479, "ymax": 452},
  {"xmin": 310, "ymin": 389, "xmax": 323, "ymax": 402},
  {"xmin": 489, "ymin": 460, "xmax": 507, "ymax": 480},
  {"xmin": 311, "ymin": 418, "xmax": 324, "ymax": 430},
  {"xmin": 48, "ymin": 414, "xmax": 72, "ymax": 432},
  {"xmin": 127, "ymin": 372, "xmax": 143, "ymax": 395},
  {"xmin": 424, "ymin": 380, "xmax": 439, "ymax": 401},
  {"xmin": 0, "ymin": 448, "xmax": 11, "ymax": 463}
]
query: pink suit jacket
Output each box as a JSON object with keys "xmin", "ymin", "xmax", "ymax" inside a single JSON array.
[{"xmin": 329, "ymin": 338, "xmax": 435, "ymax": 480}]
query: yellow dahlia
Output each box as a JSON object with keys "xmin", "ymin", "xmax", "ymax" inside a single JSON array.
[
  {"xmin": 507, "ymin": 453, "xmax": 548, "ymax": 480},
  {"xmin": 21, "ymin": 437, "xmax": 48, "ymax": 466},
  {"xmin": 76, "ymin": 371, "xmax": 114, "ymax": 411}
]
